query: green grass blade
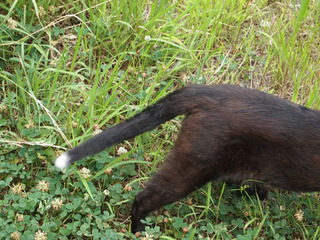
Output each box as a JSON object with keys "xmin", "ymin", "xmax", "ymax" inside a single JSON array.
[{"xmin": 77, "ymin": 171, "xmax": 94, "ymax": 200}]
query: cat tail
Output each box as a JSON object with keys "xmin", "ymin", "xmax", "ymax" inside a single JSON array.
[{"xmin": 55, "ymin": 87, "xmax": 193, "ymax": 169}]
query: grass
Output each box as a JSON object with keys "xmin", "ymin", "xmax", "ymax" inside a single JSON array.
[{"xmin": 1, "ymin": 0, "xmax": 320, "ymax": 239}]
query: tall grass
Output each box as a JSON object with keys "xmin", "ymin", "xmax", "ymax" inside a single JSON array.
[{"xmin": 0, "ymin": 0, "xmax": 320, "ymax": 239}]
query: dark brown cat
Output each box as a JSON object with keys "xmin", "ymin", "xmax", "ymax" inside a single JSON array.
[{"xmin": 55, "ymin": 84, "xmax": 320, "ymax": 233}]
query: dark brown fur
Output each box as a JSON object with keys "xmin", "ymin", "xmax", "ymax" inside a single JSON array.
[
  {"xmin": 56, "ymin": 85, "xmax": 320, "ymax": 233},
  {"xmin": 131, "ymin": 85, "xmax": 320, "ymax": 232}
]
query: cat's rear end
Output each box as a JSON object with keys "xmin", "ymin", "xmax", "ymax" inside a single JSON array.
[{"xmin": 55, "ymin": 84, "xmax": 320, "ymax": 233}]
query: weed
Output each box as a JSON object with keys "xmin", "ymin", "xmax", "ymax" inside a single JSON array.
[{"xmin": 0, "ymin": 0, "xmax": 319, "ymax": 239}]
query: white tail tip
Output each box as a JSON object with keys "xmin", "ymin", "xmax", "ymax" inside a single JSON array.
[{"xmin": 55, "ymin": 153, "xmax": 70, "ymax": 169}]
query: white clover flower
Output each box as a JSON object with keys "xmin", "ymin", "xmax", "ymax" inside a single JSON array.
[
  {"xmin": 25, "ymin": 119, "xmax": 35, "ymax": 129},
  {"xmin": 105, "ymin": 167, "xmax": 112, "ymax": 174},
  {"xmin": 80, "ymin": 167, "xmax": 91, "ymax": 179},
  {"xmin": 117, "ymin": 146, "xmax": 128, "ymax": 155},
  {"xmin": 93, "ymin": 129, "xmax": 102, "ymax": 136},
  {"xmin": 103, "ymin": 189, "xmax": 110, "ymax": 196},
  {"xmin": 0, "ymin": 103, "xmax": 8, "ymax": 114},
  {"xmin": 144, "ymin": 35, "xmax": 151, "ymax": 41},
  {"xmin": 71, "ymin": 121, "xmax": 78, "ymax": 128},
  {"xmin": 7, "ymin": 17, "xmax": 17, "ymax": 30},
  {"xmin": 16, "ymin": 213, "xmax": 24, "ymax": 222},
  {"xmin": 52, "ymin": 198, "xmax": 63, "ymax": 210},
  {"xmin": 141, "ymin": 232, "xmax": 154, "ymax": 240},
  {"xmin": 10, "ymin": 231, "xmax": 21, "ymax": 240},
  {"xmin": 38, "ymin": 6, "xmax": 46, "ymax": 17},
  {"xmin": 35, "ymin": 230, "xmax": 47, "ymax": 240},
  {"xmin": 36, "ymin": 180, "xmax": 50, "ymax": 192},
  {"xmin": 10, "ymin": 183, "xmax": 24, "ymax": 195},
  {"xmin": 124, "ymin": 184, "xmax": 132, "ymax": 192},
  {"xmin": 294, "ymin": 209, "xmax": 304, "ymax": 221}
]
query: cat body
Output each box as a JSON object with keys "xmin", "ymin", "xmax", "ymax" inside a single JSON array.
[{"xmin": 55, "ymin": 84, "xmax": 320, "ymax": 232}]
